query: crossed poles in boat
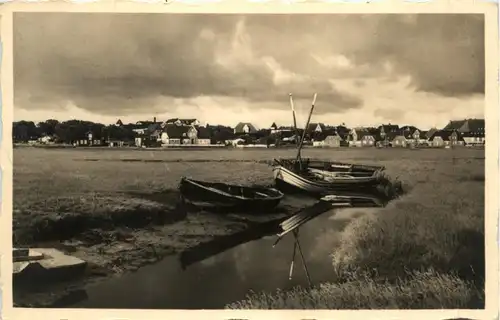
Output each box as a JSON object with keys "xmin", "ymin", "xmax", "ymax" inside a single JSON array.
[{"xmin": 273, "ymin": 92, "xmax": 316, "ymax": 286}]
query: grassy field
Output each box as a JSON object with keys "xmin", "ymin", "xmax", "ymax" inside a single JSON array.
[{"xmin": 13, "ymin": 147, "xmax": 485, "ymax": 308}]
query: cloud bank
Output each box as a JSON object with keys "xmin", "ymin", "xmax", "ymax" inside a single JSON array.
[{"xmin": 14, "ymin": 13, "xmax": 484, "ymax": 129}]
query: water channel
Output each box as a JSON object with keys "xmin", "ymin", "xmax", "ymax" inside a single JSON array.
[{"xmin": 68, "ymin": 204, "xmax": 385, "ymax": 309}]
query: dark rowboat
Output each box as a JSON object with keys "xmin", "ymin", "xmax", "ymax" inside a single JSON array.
[
  {"xmin": 179, "ymin": 177, "xmax": 284, "ymax": 213},
  {"xmin": 272, "ymin": 158, "xmax": 385, "ymax": 195}
]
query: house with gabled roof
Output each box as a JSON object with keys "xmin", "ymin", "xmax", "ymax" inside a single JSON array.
[
  {"xmin": 195, "ymin": 126, "xmax": 212, "ymax": 145},
  {"xmin": 234, "ymin": 122, "xmax": 258, "ymax": 134},
  {"xmin": 378, "ymin": 124, "xmax": 400, "ymax": 137},
  {"xmin": 443, "ymin": 119, "xmax": 485, "ymax": 133},
  {"xmin": 425, "ymin": 128, "xmax": 438, "ymax": 140},
  {"xmin": 391, "ymin": 135, "xmax": 408, "ymax": 148},
  {"xmin": 348, "ymin": 128, "xmax": 376, "ymax": 147},
  {"xmin": 443, "ymin": 119, "xmax": 485, "ymax": 146},
  {"xmin": 132, "ymin": 117, "xmax": 159, "ymax": 136},
  {"xmin": 160, "ymin": 124, "xmax": 198, "ymax": 145},
  {"xmin": 459, "ymin": 118, "xmax": 485, "ymax": 133},
  {"xmin": 312, "ymin": 129, "xmax": 343, "ymax": 148},
  {"xmin": 376, "ymin": 124, "xmax": 400, "ymax": 147},
  {"xmin": 307, "ymin": 123, "xmax": 327, "ymax": 134},
  {"xmin": 399, "ymin": 125, "xmax": 425, "ymax": 145},
  {"xmin": 428, "ymin": 130, "xmax": 464, "ymax": 147}
]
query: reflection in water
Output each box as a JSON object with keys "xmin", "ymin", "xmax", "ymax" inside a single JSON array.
[{"xmin": 70, "ymin": 192, "xmax": 390, "ymax": 310}]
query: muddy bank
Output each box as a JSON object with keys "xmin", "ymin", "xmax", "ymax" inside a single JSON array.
[{"xmin": 12, "ymin": 190, "xmax": 306, "ymax": 308}]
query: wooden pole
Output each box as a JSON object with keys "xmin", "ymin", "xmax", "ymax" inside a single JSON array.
[
  {"xmin": 296, "ymin": 93, "xmax": 317, "ymax": 164},
  {"xmin": 289, "ymin": 93, "xmax": 302, "ymax": 169},
  {"xmin": 289, "ymin": 93, "xmax": 300, "ymax": 147}
]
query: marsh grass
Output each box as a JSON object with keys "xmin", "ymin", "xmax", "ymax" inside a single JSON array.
[
  {"xmin": 226, "ymin": 150, "xmax": 485, "ymax": 309},
  {"xmin": 331, "ymin": 171, "xmax": 485, "ymax": 286},
  {"xmin": 13, "ymin": 192, "xmax": 185, "ymax": 244},
  {"xmin": 226, "ymin": 269, "xmax": 482, "ymax": 309},
  {"xmin": 374, "ymin": 171, "xmax": 406, "ymax": 201}
]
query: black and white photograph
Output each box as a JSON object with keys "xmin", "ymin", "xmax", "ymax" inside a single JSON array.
[{"xmin": 1, "ymin": 2, "xmax": 499, "ymax": 317}]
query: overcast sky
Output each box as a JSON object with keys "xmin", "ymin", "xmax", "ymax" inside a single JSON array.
[{"xmin": 14, "ymin": 13, "xmax": 484, "ymax": 129}]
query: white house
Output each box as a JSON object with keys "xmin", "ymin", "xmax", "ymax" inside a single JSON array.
[{"xmin": 160, "ymin": 124, "xmax": 198, "ymax": 145}]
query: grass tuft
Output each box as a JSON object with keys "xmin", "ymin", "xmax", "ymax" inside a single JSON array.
[{"xmin": 226, "ymin": 269, "xmax": 483, "ymax": 309}]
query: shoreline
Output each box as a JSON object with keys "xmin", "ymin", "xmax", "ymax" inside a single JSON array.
[{"xmin": 13, "ymin": 195, "xmax": 300, "ymax": 308}]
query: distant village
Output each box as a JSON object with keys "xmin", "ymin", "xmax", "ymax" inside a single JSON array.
[{"xmin": 12, "ymin": 117, "xmax": 485, "ymax": 149}]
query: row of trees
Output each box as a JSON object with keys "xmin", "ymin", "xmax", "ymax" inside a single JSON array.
[
  {"xmin": 13, "ymin": 119, "xmax": 310, "ymax": 146},
  {"xmin": 13, "ymin": 120, "xmax": 135, "ymax": 144}
]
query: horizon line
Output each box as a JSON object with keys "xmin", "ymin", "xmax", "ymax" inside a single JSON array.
[{"xmin": 12, "ymin": 117, "xmax": 486, "ymax": 132}]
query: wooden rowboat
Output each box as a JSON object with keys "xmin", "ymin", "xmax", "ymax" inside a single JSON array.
[
  {"xmin": 179, "ymin": 177, "xmax": 284, "ymax": 213},
  {"xmin": 277, "ymin": 158, "xmax": 384, "ymax": 176},
  {"xmin": 272, "ymin": 158, "xmax": 385, "ymax": 195}
]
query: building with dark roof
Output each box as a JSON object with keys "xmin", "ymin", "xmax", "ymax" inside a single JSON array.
[
  {"xmin": 443, "ymin": 119, "xmax": 485, "ymax": 134},
  {"xmin": 428, "ymin": 130, "xmax": 464, "ymax": 147},
  {"xmin": 160, "ymin": 124, "xmax": 198, "ymax": 145},
  {"xmin": 306, "ymin": 123, "xmax": 327, "ymax": 133},
  {"xmin": 442, "ymin": 119, "xmax": 485, "ymax": 146},
  {"xmin": 348, "ymin": 128, "xmax": 376, "ymax": 147},
  {"xmin": 234, "ymin": 122, "xmax": 258, "ymax": 134},
  {"xmin": 195, "ymin": 126, "xmax": 212, "ymax": 145}
]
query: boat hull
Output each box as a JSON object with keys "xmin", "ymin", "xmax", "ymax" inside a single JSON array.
[
  {"xmin": 273, "ymin": 164, "xmax": 382, "ymax": 196},
  {"xmin": 179, "ymin": 178, "xmax": 284, "ymax": 213}
]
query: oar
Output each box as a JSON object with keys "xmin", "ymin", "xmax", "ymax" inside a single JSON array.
[
  {"xmin": 296, "ymin": 93, "xmax": 318, "ymax": 167},
  {"xmin": 289, "ymin": 93, "xmax": 300, "ymax": 148}
]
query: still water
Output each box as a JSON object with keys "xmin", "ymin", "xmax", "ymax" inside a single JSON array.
[{"xmin": 69, "ymin": 207, "xmax": 375, "ymax": 309}]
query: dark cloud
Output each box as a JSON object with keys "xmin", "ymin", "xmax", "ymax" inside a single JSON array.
[
  {"xmin": 347, "ymin": 14, "xmax": 485, "ymax": 97},
  {"xmin": 14, "ymin": 13, "xmax": 484, "ymax": 117}
]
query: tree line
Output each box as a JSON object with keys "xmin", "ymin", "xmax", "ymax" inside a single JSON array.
[
  {"xmin": 12, "ymin": 119, "xmax": 135, "ymax": 144},
  {"xmin": 13, "ymin": 119, "xmax": 309, "ymax": 146}
]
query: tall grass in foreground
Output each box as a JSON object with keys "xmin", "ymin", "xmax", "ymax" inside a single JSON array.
[
  {"xmin": 226, "ymin": 269, "xmax": 482, "ymax": 309},
  {"xmin": 228, "ymin": 159, "xmax": 485, "ymax": 309},
  {"xmin": 331, "ymin": 170, "xmax": 484, "ymax": 285}
]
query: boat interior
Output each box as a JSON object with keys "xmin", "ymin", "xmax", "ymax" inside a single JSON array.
[
  {"xmin": 274, "ymin": 159, "xmax": 379, "ymax": 179},
  {"xmin": 183, "ymin": 179, "xmax": 282, "ymax": 199}
]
